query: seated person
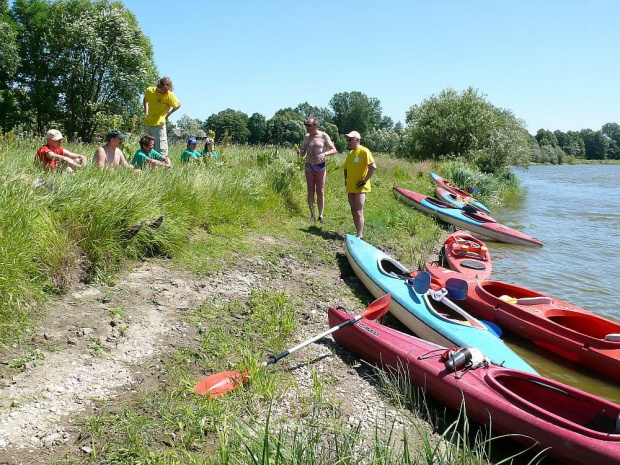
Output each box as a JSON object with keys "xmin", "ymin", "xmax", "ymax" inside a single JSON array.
[
  {"xmin": 35, "ymin": 129, "xmax": 87, "ymax": 172},
  {"xmin": 131, "ymin": 134, "xmax": 173, "ymax": 169},
  {"xmin": 181, "ymin": 137, "xmax": 203, "ymax": 163},
  {"xmin": 201, "ymin": 138, "xmax": 219, "ymax": 160},
  {"xmin": 93, "ymin": 130, "xmax": 134, "ymax": 169}
]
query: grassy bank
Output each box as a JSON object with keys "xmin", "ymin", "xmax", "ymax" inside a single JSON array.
[{"xmin": 0, "ymin": 137, "xmax": 526, "ymax": 464}]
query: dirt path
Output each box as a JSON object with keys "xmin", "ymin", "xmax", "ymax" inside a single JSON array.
[{"xmin": 0, "ymin": 236, "xmax": 436, "ymax": 463}]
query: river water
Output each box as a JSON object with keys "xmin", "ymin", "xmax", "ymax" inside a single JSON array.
[{"xmin": 488, "ymin": 164, "xmax": 619, "ymax": 402}]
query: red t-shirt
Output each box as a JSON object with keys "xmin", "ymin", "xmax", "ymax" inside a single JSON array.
[{"xmin": 36, "ymin": 145, "xmax": 64, "ymax": 169}]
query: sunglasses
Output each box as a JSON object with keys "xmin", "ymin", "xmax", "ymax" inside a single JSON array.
[{"xmin": 305, "ymin": 123, "xmax": 316, "ymax": 127}]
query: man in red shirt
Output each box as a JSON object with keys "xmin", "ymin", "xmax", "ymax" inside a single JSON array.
[{"xmin": 35, "ymin": 129, "xmax": 87, "ymax": 171}]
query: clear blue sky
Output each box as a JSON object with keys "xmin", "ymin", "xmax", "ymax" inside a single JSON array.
[{"xmin": 122, "ymin": 0, "xmax": 618, "ymax": 133}]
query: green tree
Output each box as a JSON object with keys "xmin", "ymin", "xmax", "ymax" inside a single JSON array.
[
  {"xmin": 535, "ymin": 129, "xmax": 558, "ymax": 147},
  {"xmin": 204, "ymin": 108, "xmax": 250, "ymax": 144},
  {"xmin": 176, "ymin": 114, "xmax": 202, "ymax": 139},
  {"xmin": 11, "ymin": 0, "xmax": 156, "ymax": 140},
  {"xmin": 602, "ymin": 122, "xmax": 620, "ymax": 159},
  {"xmin": 329, "ymin": 91, "xmax": 383, "ymax": 136},
  {"xmin": 580, "ymin": 129, "xmax": 609, "ymax": 160},
  {"xmin": 294, "ymin": 102, "xmax": 333, "ymax": 124},
  {"xmin": 363, "ymin": 128, "xmax": 402, "ymax": 154},
  {"xmin": 0, "ymin": 11, "xmax": 20, "ymax": 131},
  {"xmin": 401, "ymin": 87, "xmax": 530, "ymax": 173},
  {"xmin": 265, "ymin": 110, "xmax": 305, "ymax": 147},
  {"xmin": 247, "ymin": 112, "xmax": 266, "ymax": 144}
]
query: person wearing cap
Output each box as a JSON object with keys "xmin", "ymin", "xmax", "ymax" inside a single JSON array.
[
  {"xmin": 93, "ymin": 130, "xmax": 134, "ymax": 169},
  {"xmin": 35, "ymin": 129, "xmax": 87, "ymax": 172},
  {"xmin": 131, "ymin": 134, "xmax": 173, "ymax": 169},
  {"xmin": 201, "ymin": 138, "xmax": 218, "ymax": 160},
  {"xmin": 343, "ymin": 131, "xmax": 376, "ymax": 239},
  {"xmin": 143, "ymin": 76, "xmax": 181, "ymax": 157},
  {"xmin": 181, "ymin": 137, "xmax": 203, "ymax": 163},
  {"xmin": 297, "ymin": 117, "xmax": 337, "ymax": 223}
]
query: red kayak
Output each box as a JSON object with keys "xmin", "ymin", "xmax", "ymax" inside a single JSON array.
[
  {"xmin": 329, "ymin": 305, "xmax": 620, "ymax": 465},
  {"xmin": 425, "ymin": 263, "xmax": 620, "ymax": 381},
  {"xmin": 443, "ymin": 231, "xmax": 492, "ymax": 280}
]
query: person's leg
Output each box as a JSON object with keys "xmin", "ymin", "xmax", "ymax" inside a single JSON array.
[
  {"xmin": 348, "ymin": 193, "xmax": 366, "ymax": 238},
  {"xmin": 158, "ymin": 124, "xmax": 168, "ymax": 156},
  {"xmin": 305, "ymin": 166, "xmax": 317, "ymax": 220},
  {"xmin": 315, "ymin": 168, "xmax": 327, "ymax": 222}
]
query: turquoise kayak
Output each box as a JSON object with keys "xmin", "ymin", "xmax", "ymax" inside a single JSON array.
[
  {"xmin": 344, "ymin": 234, "xmax": 537, "ymax": 373},
  {"xmin": 430, "ymin": 172, "xmax": 491, "ymax": 213}
]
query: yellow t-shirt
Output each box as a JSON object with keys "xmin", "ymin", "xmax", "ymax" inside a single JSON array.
[
  {"xmin": 144, "ymin": 86, "xmax": 180, "ymax": 126},
  {"xmin": 344, "ymin": 145, "xmax": 375, "ymax": 193}
]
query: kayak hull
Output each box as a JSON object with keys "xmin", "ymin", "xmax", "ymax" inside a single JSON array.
[
  {"xmin": 344, "ymin": 234, "xmax": 535, "ymax": 373},
  {"xmin": 393, "ymin": 185, "xmax": 543, "ymax": 247},
  {"xmin": 329, "ymin": 306, "xmax": 620, "ymax": 465},
  {"xmin": 425, "ymin": 263, "xmax": 620, "ymax": 381}
]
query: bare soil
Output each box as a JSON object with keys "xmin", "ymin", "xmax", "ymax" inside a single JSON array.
[{"xmin": 0, "ymin": 233, "xmax": 438, "ymax": 464}]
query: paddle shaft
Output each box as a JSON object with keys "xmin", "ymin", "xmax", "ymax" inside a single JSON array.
[{"xmin": 263, "ymin": 315, "xmax": 361, "ymax": 366}]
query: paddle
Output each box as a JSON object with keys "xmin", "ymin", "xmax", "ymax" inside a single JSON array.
[
  {"xmin": 194, "ymin": 294, "xmax": 393, "ymax": 397},
  {"xmin": 406, "ymin": 270, "xmax": 431, "ymax": 294},
  {"xmin": 433, "ymin": 278, "xmax": 503, "ymax": 337}
]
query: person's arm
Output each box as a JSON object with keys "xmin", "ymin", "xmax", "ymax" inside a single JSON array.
[
  {"xmin": 62, "ymin": 149, "xmax": 87, "ymax": 167},
  {"xmin": 93, "ymin": 147, "xmax": 106, "ymax": 168},
  {"xmin": 118, "ymin": 150, "xmax": 133, "ymax": 168},
  {"xmin": 322, "ymin": 133, "xmax": 337, "ymax": 157},
  {"xmin": 166, "ymin": 102, "xmax": 181, "ymax": 121},
  {"xmin": 344, "ymin": 168, "xmax": 348, "ymax": 186},
  {"xmin": 43, "ymin": 148, "xmax": 80, "ymax": 168},
  {"xmin": 357, "ymin": 163, "xmax": 377, "ymax": 188},
  {"xmin": 143, "ymin": 95, "xmax": 148, "ymax": 116},
  {"xmin": 298, "ymin": 135, "xmax": 308, "ymax": 157}
]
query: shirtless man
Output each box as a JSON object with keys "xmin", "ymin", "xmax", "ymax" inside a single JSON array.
[
  {"xmin": 297, "ymin": 117, "xmax": 337, "ymax": 222},
  {"xmin": 93, "ymin": 130, "xmax": 134, "ymax": 169}
]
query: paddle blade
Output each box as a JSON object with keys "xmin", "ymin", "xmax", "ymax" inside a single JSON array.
[
  {"xmin": 361, "ymin": 293, "xmax": 392, "ymax": 320},
  {"xmin": 411, "ymin": 271, "xmax": 431, "ymax": 294},
  {"xmin": 445, "ymin": 278, "xmax": 468, "ymax": 300},
  {"xmin": 481, "ymin": 320, "xmax": 503, "ymax": 337},
  {"xmin": 194, "ymin": 370, "xmax": 247, "ymax": 398}
]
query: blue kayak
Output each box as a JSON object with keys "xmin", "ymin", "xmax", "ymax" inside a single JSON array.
[
  {"xmin": 430, "ymin": 172, "xmax": 491, "ymax": 213},
  {"xmin": 393, "ymin": 186, "xmax": 544, "ymax": 247},
  {"xmin": 344, "ymin": 234, "xmax": 537, "ymax": 373}
]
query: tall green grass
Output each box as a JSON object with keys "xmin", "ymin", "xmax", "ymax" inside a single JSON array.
[{"xmin": 0, "ymin": 138, "xmax": 442, "ymax": 342}]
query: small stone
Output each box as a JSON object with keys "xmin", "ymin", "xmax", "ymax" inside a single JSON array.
[
  {"xmin": 67, "ymin": 338, "xmax": 78, "ymax": 345},
  {"xmin": 81, "ymin": 445, "xmax": 92, "ymax": 454},
  {"xmin": 31, "ymin": 333, "xmax": 45, "ymax": 343}
]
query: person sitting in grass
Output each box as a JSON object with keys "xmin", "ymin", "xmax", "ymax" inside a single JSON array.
[
  {"xmin": 35, "ymin": 129, "xmax": 88, "ymax": 172},
  {"xmin": 93, "ymin": 130, "xmax": 134, "ymax": 169},
  {"xmin": 201, "ymin": 138, "xmax": 218, "ymax": 160},
  {"xmin": 181, "ymin": 137, "xmax": 203, "ymax": 163},
  {"xmin": 131, "ymin": 134, "xmax": 173, "ymax": 169}
]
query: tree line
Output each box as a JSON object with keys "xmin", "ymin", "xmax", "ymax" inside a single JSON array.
[{"xmin": 1, "ymin": 1, "xmax": 617, "ymax": 175}]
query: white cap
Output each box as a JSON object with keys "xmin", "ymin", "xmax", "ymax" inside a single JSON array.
[
  {"xmin": 344, "ymin": 131, "xmax": 361, "ymax": 140},
  {"xmin": 45, "ymin": 129, "xmax": 63, "ymax": 141}
]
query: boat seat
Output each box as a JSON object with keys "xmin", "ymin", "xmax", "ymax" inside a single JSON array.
[
  {"xmin": 604, "ymin": 333, "xmax": 620, "ymax": 342},
  {"xmin": 460, "ymin": 259, "xmax": 486, "ymax": 270}
]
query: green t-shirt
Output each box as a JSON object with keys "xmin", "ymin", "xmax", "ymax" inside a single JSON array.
[
  {"xmin": 181, "ymin": 149, "xmax": 203, "ymax": 163},
  {"xmin": 131, "ymin": 148, "xmax": 165, "ymax": 169},
  {"xmin": 202, "ymin": 150, "xmax": 219, "ymax": 160}
]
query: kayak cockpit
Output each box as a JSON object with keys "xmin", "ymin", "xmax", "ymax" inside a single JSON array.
[
  {"xmin": 378, "ymin": 257, "xmax": 410, "ymax": 279},
  {"xmin": 486, "ymin": 369, "xmax": 620, "ymax": 439},
  {"xmin": 544, "ymin": 309, "xmax": 620, "ymax": 342}
]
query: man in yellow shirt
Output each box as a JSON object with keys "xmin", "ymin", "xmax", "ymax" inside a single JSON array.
[
  {"xmin": 143, "ymin": 76, "xmax": 181, "ymax": 156},
  {"xmin": 343, "ymin": 131, "xmax": 376, "ymax": 239}
]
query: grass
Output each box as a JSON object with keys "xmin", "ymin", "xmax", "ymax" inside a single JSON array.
[{"xmin": 0, "ymin": 135, "xmax": 528, "ymax": 464}]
